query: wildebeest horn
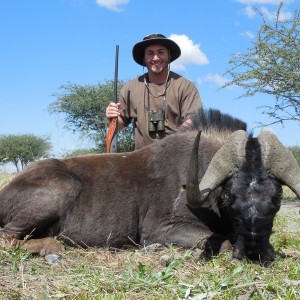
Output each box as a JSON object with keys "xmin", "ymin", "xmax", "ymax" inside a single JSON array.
[
  {"xmin": 186, "ymin": 130, "xmax": 249, "ymax": 208},
  {"xmin": 258, "ymin": 131, "xmax": 300, "ymax": 200}
]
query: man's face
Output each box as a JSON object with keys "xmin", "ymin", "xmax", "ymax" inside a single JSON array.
[{"xmin": 144, "ymin": 44, "xmax": 169, "ymax": 74}]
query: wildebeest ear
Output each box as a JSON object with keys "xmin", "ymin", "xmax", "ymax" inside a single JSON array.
[{"xmin": 201, "ymin": 188, "xmax": 221, "ymax": 216}]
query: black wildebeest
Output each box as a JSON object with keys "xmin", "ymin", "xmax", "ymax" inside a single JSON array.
[{"xmin": 0, "ymin": 109, "xmax": 299, "ymax": 265}]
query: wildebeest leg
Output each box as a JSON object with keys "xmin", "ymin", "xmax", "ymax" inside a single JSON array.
[
  {"xmin": 0, "ymin": 173, "xmax": 81, "ymax": 260},
  {"xmin": 203, "ymin": 234, "xmax": 233, "ymax": 257},
  {"xmin": 0, "ymin": 234, "xmax": 64, "ymax": 264},
  {"xmin": 0, "ymin": 234, "xmax": 63, "ymax": 255},
  {"xmin": 23, "ymin": 237, "xmax": 64, "ymax": 264},
  {"xmin": 22, "ymin": 237, "xmax": 63, "ymax": 254},
  {"xmin": 146, "ymin": 222, "xmax": 223, "ymax": 253},
  {"xmin": 233, "ymin": 236, "xmax": 276, "ymax": 266},
  {"xmin": 146, "ymin": 221, "xmax": 232, "ymax": 257}
]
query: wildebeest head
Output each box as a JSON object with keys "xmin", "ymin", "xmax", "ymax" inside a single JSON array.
[{"xmin": 186, "ymin": 130, "xmax": 300, "ymax": 265}]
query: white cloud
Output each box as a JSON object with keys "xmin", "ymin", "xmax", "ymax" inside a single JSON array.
[
  {"xmin": 95, "ymin": 0, "xmax": 129, "ymax": 12},
  {"xmin": 235, "ymin": 0, "xmax": 294, "ymax": 4},
  {"xmin": 245, "ymin": 5, "xmax": 256, "ymax": 18},
  {"xmin": 260, "ymin": 6, "xmax": 292, "ymax": 20},
  {"xmin": 238, "ymin": 0, "xmax": 294, "ymax": 21},
  {"xmin": 200, "ymin": 73, "xmax": 230, "ymax": 87},
  {"xmin": 240, "ymin": 30, "xmax": 255, "ymax": 38},
  {"xmin": 168, "ymin": 34, "xmax": 209, "ymax": 71}
]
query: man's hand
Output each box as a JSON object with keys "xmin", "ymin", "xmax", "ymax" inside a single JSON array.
[{"xmin": 106, "ymin": 102, "xmax": 121, "ymax": 123}]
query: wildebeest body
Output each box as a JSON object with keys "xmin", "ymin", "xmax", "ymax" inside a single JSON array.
[
  {"xmin": 1, "ymin": 109, "xmax": 299, "ymax": 265},
  {"xmin": 0, "ymin": 131, "xmax": 221, "ymax": 250}
]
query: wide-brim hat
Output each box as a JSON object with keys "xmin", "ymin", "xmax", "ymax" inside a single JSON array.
[{"xmin": 132, "ymin": 33, "xmax": 181, "ymax": 66}]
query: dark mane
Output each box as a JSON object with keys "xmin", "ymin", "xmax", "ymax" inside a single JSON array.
[{"xmin": 189, "ymin": 108, "xmax": 247, "ymax": 132}]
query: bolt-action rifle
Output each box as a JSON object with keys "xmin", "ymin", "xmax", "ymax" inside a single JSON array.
[{"xmin": 106, "ymin": 45, "xmax": 119, "ymax": 153}]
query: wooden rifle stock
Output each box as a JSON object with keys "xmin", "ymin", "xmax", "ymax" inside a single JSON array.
[{"xmin": 106, "ymin": 45, "xmax": 119, "ymax": 153}]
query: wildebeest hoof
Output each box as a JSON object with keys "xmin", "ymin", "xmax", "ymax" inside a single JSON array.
[
  {"xmin": 219, "ymin": 240, "xmax": 232, "ymax": 253},
  {"xmin": 45, "ymin": 254, "xmax": 62, "ymax": 265},
  {"xmin": 260, "ymin": 260, "xmax": 274, "ymax": 268},
  {"xmin": 232, "ymin": 248, "xmax": 244, "ymax": 260},
  {"xmin": 259, "ymin": 253, "xmax": 275, "ymax": 267}
]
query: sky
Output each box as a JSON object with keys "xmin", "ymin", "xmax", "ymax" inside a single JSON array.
[{"xmin": 0, "ymin": 0, "xmax": 299, "ymax": 160}]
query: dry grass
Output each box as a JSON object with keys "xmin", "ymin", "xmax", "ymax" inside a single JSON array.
[
  {"xmin": 283, "ymin": 186, "xmax": 298, "ymax": 200},
  {"xmin": 0, "ymin": 173, "xmax": 15, "ymax": 189},
  {"xmin": 0, "ymin": 173, "xmax": 300, "ymax": 299},
  {"xmin": 1, "ymin": 218, "xmax": 300, "ymax": 299}
]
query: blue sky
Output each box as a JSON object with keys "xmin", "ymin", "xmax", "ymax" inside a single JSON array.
[{"xmin": 0, "ymin": 0, "xmax": 299, "ymax": 158}]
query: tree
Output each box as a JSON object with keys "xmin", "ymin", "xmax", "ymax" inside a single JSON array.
[
  {"xmin": 62, "ymin": 148, "xmax": 98, "ymax": 158},
  {"xmin": 0, "ymin": 134, "xmax": 51, "ymax": 172},
  {"xmin": 49, "ymin": 80, "xmax": 134, "ymax": 152},
  {"xmin": 223, "ymin": 3, "xmax": 300, "ymax": 126},
  {"xmin": 289, "ymin": 146, "xmax": 300, "ymax": 166}
]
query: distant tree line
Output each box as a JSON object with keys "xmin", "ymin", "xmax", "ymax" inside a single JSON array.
[{"xmin": 0, "ymin": 134, "xmax": 51, "ymax": 172}]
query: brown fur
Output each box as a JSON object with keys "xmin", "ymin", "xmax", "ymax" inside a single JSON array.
[
  {"xmin": 0, "ymin": 109, "xmax": 248, "ymax": 260},
  {"xmin": 0, "ymin": 129, "xmax": 234, "ymax": 256}
]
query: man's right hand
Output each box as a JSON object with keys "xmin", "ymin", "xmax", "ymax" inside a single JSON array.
[{"xmin": 106, "ymin": 102, "xmax": 121, "ymax": 123}]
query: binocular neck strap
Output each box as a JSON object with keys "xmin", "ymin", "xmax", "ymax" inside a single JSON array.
[
  {"xmin": 146, "ymin": 90, "xmax": 166, "ymax": 113},
  {"xmin": 144, "ymin": 71, "xmax": 169, "ymax": 112}
]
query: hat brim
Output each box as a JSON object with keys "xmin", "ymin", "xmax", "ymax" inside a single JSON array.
[{"xmin": 132, "ymin": 37, "xmax": 181, "ymax": 66}]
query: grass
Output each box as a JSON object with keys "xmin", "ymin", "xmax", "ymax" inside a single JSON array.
[
  {"xmin": 0, "ymin": 173, "xmax": 15, "ymax": 189},
  {"xmin": 0, "ymin": 174, "xmax": 300, "ymax": 299},
  {"xmin": 283, "ymin": 186, "xmax": 298, "ymax": 201}
]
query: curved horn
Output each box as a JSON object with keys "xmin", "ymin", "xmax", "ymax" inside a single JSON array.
[
  {"xmin": 258, "ymin": 131, "xmax": 300, "ymax": 199},
  {"xmin": 186, "ymin": 130, "xmax": 249, "ymax": 208}
]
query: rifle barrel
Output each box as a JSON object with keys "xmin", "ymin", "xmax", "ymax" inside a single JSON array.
[
  {"xmin": 108, "ymin": 44, "xmax": 119, "ymax": 153},
  {"xmin": 114, "ymin": 45, "xmax": 119, "ymax": 103}
]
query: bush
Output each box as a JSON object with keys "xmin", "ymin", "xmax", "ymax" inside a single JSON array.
[{"xmin": 289, "ymin": 145, "xmax": 300, "ymax": 165}]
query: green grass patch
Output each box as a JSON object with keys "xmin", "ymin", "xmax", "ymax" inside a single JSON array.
[{"xmin": 1, "ymin": 208, "xmax": 300, "ymax": 299}]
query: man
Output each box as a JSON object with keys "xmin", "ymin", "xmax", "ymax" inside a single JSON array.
[{"xmin": 106, "ymin": 33, "xmax": 203, "ymax": 149}]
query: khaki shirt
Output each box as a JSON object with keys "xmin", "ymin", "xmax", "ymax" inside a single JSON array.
[{"xmin": 119, "ymin": 71, "xmax": 203, "ymax": 149}]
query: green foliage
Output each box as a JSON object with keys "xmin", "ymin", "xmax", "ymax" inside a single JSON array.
[
  {"xmin": 224, "ymin": 3, "xmax": 300, "ymax": 126},
  {"xmin": 49, "ymin": 80, "xmax": 134, "ymax": 152},
  {"xmin": 0, "ymin": 134, "xmax": 51, "ymax": 172},
  {"xmin": 289, "ymin": 145, "xmax": 300, "ymax": 165},
  {"xmin": 62, "ymin": 148, "xmax": 99, "ymax": 158},
  {"xmin": 121, "ymin": 250, "xmax": 193, "ymax": 293}
]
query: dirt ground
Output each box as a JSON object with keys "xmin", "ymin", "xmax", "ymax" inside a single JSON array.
[
  {"xmin": 280, "ymin": 199, "xmax": 300, "ymax": 212},
  {"xmin": 279, "ymin": 199, "xmax": 300, "ymax": 235}
]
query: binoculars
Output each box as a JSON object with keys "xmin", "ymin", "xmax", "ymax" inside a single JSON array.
[{"xmin": 148, "ymin": 109, "xmax": 165, "ymax": 132}]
